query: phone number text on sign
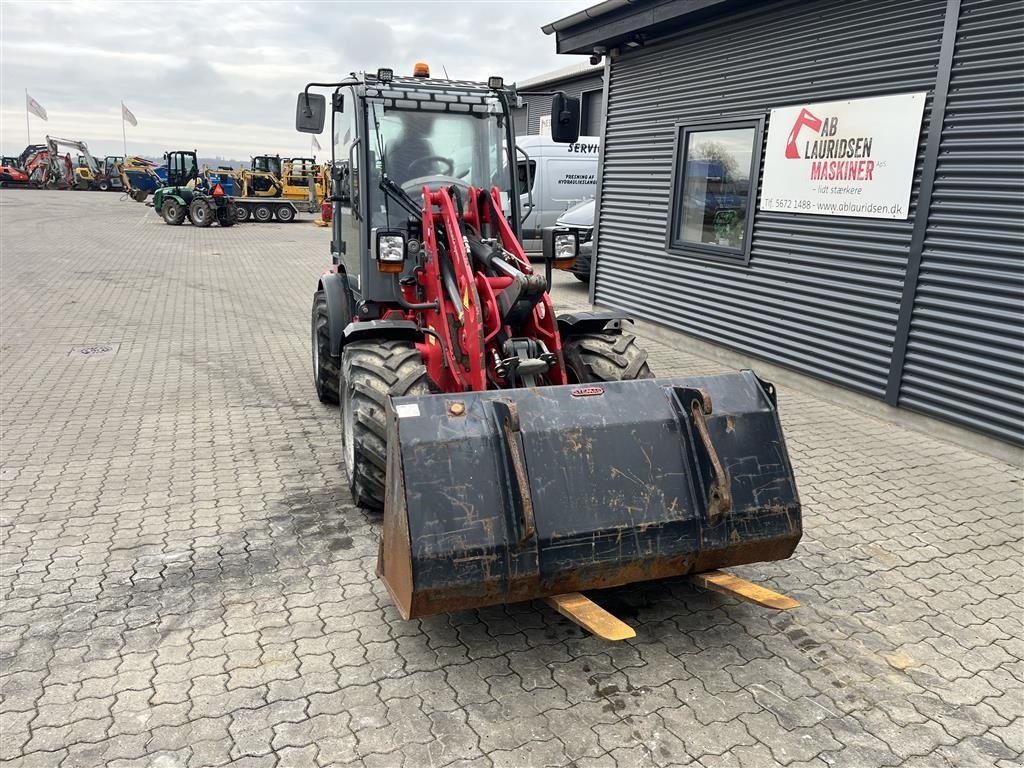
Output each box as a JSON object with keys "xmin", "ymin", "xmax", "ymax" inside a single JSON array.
[{"xmin": 762, "ymin": 197, "xmax": 813, "ymax": 211}]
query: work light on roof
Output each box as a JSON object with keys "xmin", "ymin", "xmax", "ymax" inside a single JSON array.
[
  {"xmin": 487, "ymin": 76, "xmax": 504, "ymax": 90},
  {"xmin": 376, "ymin": 68, "xmax": 394, "ymax": 84}
]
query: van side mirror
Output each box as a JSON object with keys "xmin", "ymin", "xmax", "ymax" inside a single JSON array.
[
  {"xmin": 550, "ymin": 92, "xmax": 581, "ymax": 143},
  {"xmin": 296, "ymin": 92, "xmax": 326, "ymax": 134}
]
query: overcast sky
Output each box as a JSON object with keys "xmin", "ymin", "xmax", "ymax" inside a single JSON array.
[{"xmin": 1, "ymin": 0, "xmax": 592, "ymax": 161}]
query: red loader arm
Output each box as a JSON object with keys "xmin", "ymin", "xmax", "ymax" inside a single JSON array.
[{"xmin": 410, "ymin": 185, "xmax": 566, "ymax": 393}]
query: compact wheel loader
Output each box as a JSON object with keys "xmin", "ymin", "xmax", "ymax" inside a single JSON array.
[{"xmin": 299, "ymin": 69, "xmax": 801, "ymax": 626}]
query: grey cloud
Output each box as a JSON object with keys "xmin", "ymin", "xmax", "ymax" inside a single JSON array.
[{"xmin": 2, "ymin": 0, "xmax": 592, "ymax": 159}]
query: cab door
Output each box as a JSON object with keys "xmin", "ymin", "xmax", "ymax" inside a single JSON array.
[{"xmin": 332, "ymin": 89, "xmax": 361, "ymax": 296}]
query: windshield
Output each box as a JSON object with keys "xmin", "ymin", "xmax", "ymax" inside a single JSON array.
[{"xmin": 365, "ymin": 100, "xmax": 511, "ymax": 226}]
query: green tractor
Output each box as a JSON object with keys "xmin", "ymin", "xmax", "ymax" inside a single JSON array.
[{"xmin": 153, "ymin": 150, "xmax": 237, "ymax": 227}]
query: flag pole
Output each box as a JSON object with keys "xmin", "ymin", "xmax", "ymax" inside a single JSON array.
[
  {"xmin": 121, "ymin": 101, "xmax": 127, "ymax": 156},
  {"xmin": 25, "ymin": 89, "xmax": 30, "ymax": 145}
]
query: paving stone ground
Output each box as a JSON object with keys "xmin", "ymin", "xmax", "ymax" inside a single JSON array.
[{"xmin": 1, "ymin": 189, "xmax": 1021, "ymax": 768}]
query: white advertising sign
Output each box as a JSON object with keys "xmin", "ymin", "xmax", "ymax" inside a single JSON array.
[
  {"xmin": 760, "ymin": 92, "xmax": 926, "ymax": 220},
  {"xmin": 538, "ymin": 114, "xmax": 552, "ymax": 135}
]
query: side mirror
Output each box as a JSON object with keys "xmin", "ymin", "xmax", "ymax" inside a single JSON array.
[
  {"xmin": 550, "ymin": 92, "xmax": 581, "ymax": 143},
  {"xmin": 296, "ymin": 92, "xmax": 326, "ymax": 134}
]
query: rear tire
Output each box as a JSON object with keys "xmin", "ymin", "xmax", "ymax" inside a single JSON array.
[
  {"xmin": 561, "ymin": 332, "xmax": 654, "ymax": 383},
  {"xmin": 161, "ymin": 199, "xmax": 186, "ymax": 225},
  {"xmin": 98, "ymin": 180, "xmax": 111, "ymax": 192},
  {"xmin": 311, "ymin": 290, "xmax": 340, "ymax": 404},
  {"xmin": 217, "ymin": 203, "xmax": 236, "ymax": 227},
  {"xmin": 275, "ymin": 204, "xmax": 295, "ymax": 222},
  {"xmin": 190, "ymin": 198, "xmax": 213, "ymax": 227},
  {"xmin": 341, "ymin": 339, "xmax": 431, "ymax": 510},
  {"xmin": 253, "ymin": 204, "xmax": 273, "ymax": 223}
]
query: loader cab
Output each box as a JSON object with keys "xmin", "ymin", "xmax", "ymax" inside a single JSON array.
[
  {"xmin": 298, "ymin": 72, "xmax": 526, "ymax": 305},
  {"xmin": 165, "ymin": 150, "xmax": 199, "ymax": 188},
  {"xmin": 297, "ymin": 74, "xmax": 582, "ymax": 312},
  {"xmin": 252, "ymin": 155, "xmax": 282, "ymax": 178}
]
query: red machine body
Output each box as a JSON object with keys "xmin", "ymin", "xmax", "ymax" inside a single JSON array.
[
  {"xmin": 321, "ymin": 183, "xmax": 569, "ymax": 396},
  {"xmin": 0, "ymin": 165, "xmax": 30, "ymax": 185},
  {"xmin": 408, "ymin": 186, "xmax": 566, "ymax": 393}
]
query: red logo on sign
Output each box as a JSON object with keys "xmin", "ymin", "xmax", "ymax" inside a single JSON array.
[
  {"xmin": 785, "ymin": 108, "xmax": 823, "ymax": 159},
  {"xmin": 571, "ymin": 386, "xmax": 604, "ymax": 397}
]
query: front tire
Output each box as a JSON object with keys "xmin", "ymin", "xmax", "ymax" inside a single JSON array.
[
  {"xmin": 311, "ymin": 290, "xmax": 340, "ymax": 404},
  {"xmin": 161, "ymin": 199, "xmax": 186, "ymax": 225},
  {"xmin": 341, "ymin": 340, "xmax": 431, "ymax": 510},
  {"xmin": 235, "ymin": 205, "xmax": 250, "ymax": 222},
  {"xmin": 189, "ymin": 198, "xmax": 213, "ymax": 228},
  {"xmin": 98, "ymin": 180, "xmax": 111, "ymax": 192},
  {"xmin": 561, "ymin": 332, "xmax": 654, "ymax": 383}
]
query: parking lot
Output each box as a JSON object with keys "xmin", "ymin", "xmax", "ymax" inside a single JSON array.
[{"xmin": 1, "ymin": 189, "xmax": 1021, "ymax": 767}]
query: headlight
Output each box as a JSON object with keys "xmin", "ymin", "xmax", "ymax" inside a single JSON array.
[
  {"xmin": 542, "ymin": 227, "xmax": 579, "ymax": 266},
  {"xmin": 375, "ymin": 230, "xmax": 405, "ymax": 273},
  {"xmin": 554, "ymin": 232, "xmax": 578, "ymax": 261},
  {"xmin": 377, "ymin": 232, "xmax": 405, "ymax": 262}
]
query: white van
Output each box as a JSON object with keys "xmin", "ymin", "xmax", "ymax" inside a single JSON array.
[{"xmin": 516, "ymin": 134, "xmax": 600, "ymax": 253}]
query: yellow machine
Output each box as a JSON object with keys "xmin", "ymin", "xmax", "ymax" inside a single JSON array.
[
  {"xmin": 240, "ymin": 154, "xmax": 327, "ymax": 203},
  {"xmin": 74, "ymin": 158, "xmax": 95, "ymax": 190},
  {"xmin": 240, "ymin": 155, "xmax": 282, "ymax": 198},
  {"xmin": 45, "ymin": 137, "xmax": 97, "ymax": 190},
  {"xmin": 118, "ymin": 157, "xmax": 165, "ymax": 202}
]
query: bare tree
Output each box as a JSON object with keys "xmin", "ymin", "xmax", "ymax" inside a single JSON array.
[{"xmin": 691, "ymin": 140, "xmax": 741, "ymax": 179}]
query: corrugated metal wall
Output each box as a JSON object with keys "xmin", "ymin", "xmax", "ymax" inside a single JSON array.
[
  {"xmin": 519, "ymin": 72, "xmax": 604, "ymax": 134},
  {"xmin": 896, "ymin": 0, "xmax": 1024, "ymax": 443},
  {"xmin": 595, "ymin": 0, "xmax": 946, "ymax": 397}
]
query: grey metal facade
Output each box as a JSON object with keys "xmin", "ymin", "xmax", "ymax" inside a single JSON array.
[
  {"xmin": 894, "ymin": 0, "xmax": 1024, "ymax": 443},
  {"xmin": 579, "ymin": 0, "xmax": 1022, "ymax": 443},
  {"xmin": 517, "ymin": 71, "xmax": 604, "ymax": 134}
]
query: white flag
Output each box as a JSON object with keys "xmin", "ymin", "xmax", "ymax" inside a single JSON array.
[
  {"xmin": 122, "ymin": 102, "xmax": 138, "ymax": 127},
  {"xmin": 26, "ymin": 92, "xmax": 47, "ymax": 121},
  {"xmin": 312, "ymin": 135, "xmax": 321, "ymax": 151}
]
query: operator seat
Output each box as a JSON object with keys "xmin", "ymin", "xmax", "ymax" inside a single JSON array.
[{"xmin": 385, "ymin": 136, "xmax": 434, "ymax": 186}]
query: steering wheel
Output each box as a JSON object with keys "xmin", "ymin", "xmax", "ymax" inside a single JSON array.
[
  {"xmin": 400, "ymin": 175, "xmax": 471, "ymax": 196},
  {"xmin": 407, "ymin": 155, "xmax": 454, "ymax": 178}
]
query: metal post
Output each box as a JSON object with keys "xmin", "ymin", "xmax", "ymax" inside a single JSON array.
[
  {"xmin": 121, "ymin": 102, "xmax": 127, "ymax": 156},
  {"xmin": 884, "ymin": 0, "xmax": 962, "ymax": 405},
  {"xmin": 588, "ymin": 52, "xmax": 613, "ymax": 305},
  {"xmin": 25, "ymin": 89, "xmax": 30, "ymax": 145}
]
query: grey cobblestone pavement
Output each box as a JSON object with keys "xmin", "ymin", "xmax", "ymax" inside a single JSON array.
[{"xmin": 1, "ymin": 190, "xmax": 1021, "ymax": 767}]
